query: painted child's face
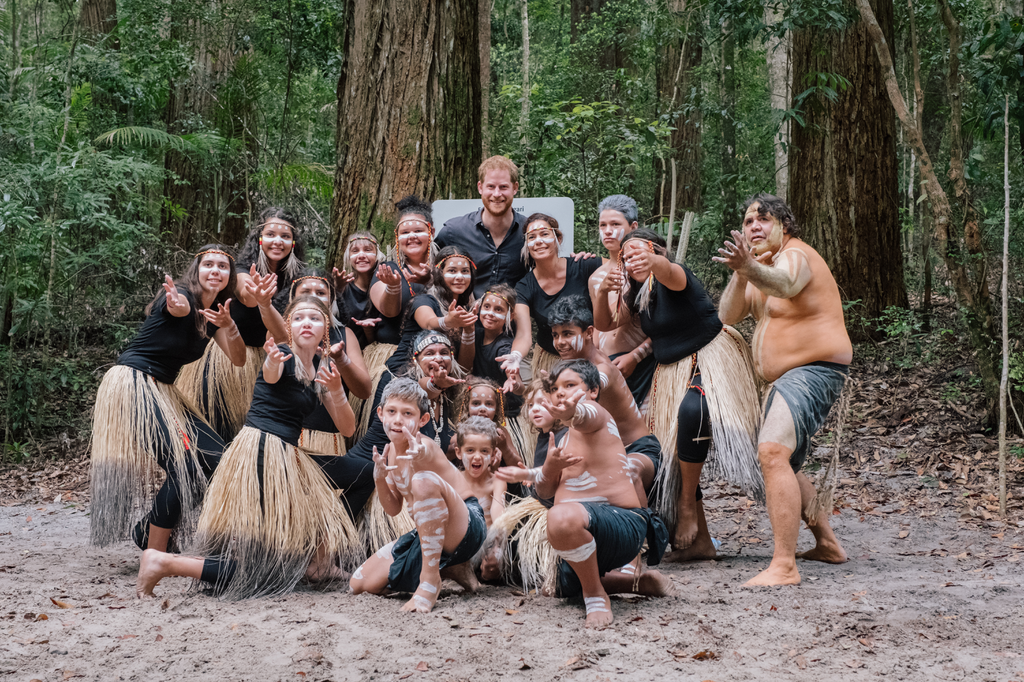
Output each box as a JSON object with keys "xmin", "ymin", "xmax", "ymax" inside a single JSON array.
[
  {"xmin": 260, "ymin": 219, "xmax": 294, "ymax": 262},
  {"xmin": 551, "ymin": 323, "xmax": 589, "ymax": 359},
  {"xmin": 295, "ymin": 279, "xmax": 331, "ymax": 306},
  {"xmin": 479, "ymin": 294, "xmax": 509, "ymax": 332},
  {"xmin": 348, "ymin": 239, "xmax": 378, "ymax": 274},
  {"xmin": 290, "ymin": 306, "xmax": 326, "ymax": 349},
  {"xmin": 553, "ymin": 369, "xmax": 598, "ymax": 403},
  {"xmin": 377, "ymin": 397, "xmax": 424, "ymax": 442},
  {"xmin": 467, "ymin": 385, "xmax": 498, "ymax": 421},
  {"xmin": 458, "ymin": 433, "xmax": 497, "ymax": 479},
  {"xmin": 197, "ymin": 253, "xmax": 232, "ymax": 295},
  {"xmin": 527, "ymin": 394, "xmax": 555, "ymax": 432},
  {"xmin": 440, "ymin": 256, "xmax": 472, "ymax": 296}
]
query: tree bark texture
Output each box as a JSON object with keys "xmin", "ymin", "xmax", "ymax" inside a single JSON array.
[
  {"xmin": 720, "ymin": 23, "xmax": 738, "ymax": 235},
  {"xmin": 569, "ymin": 0, "xmax": 624, "ymax": 70},
  {"xmin": 161, "ymin": 6, "xmax": 247, "ymax": 249},
  {"xmin": 78, "ymin": 0, "xmax": 118, "ymax": 45},
  {"xmin": 328, "ymin": 0, "xmax": 482, "ymax": 268},
  {"xmin": 655, "ymin": 0, "xmax": 702, "ymax": 215},
  {"xmin": 765, "ymin": 4, "xmax": 790, "ymax": 201},
  {"xmin": 790, "ymin": 0, "xmax": 907, "ymax": 339},
  {"xmin": 479, "ymin": 0, "xmax": 491, "ymax": 158}
]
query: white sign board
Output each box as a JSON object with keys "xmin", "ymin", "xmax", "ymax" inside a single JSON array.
[{"xmin": 432, "ymin": 198, "xmax": 576, "ymax": 255}]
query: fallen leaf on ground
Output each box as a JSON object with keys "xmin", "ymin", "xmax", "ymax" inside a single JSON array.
[
  {"xmin": 518, "ymin": 658, "xmax": 531, "ymax": 670},
  {"xmin": 693, "ymin": 650, "xmax": 717, "ymax": 660},
  {"xmin": 35, "ymin": 614, "xmax": 48, "ymax": 621},
  {"xmin": 155, "ymin": 634, "xmax": 163, "ymax": 641},
  {"xmin": 50, "ymin": 598, "xmax": 71, "ymax": 609},
  {"xmin": 898, "ymin": 530, "xmax": 910, "ymax": 538},
  {"xmin": 415, "ymin": 661, "xmax": 428, "ymax": 672},
  {"xmin": 795, "ymin": 655, "xmax": 808, "ymax": 669},
  {"xmin": 160, "ymin": 598, "xmax": 170, "ymax": 610},
  {"xmin": 505, "ymin": 609, "xmax": 518, "ymax": 615},
  {"xmin": 118, "ymin": 634, "xmax": 138, "ymax": 640},
  {"xmin": 845, "ymin": 659, "xmax": 865, "ymax": 668}
]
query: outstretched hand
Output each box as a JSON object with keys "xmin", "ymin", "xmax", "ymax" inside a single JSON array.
[
  {"xmin": 200, "ymin": 300, "xmax": 234, "ymax": 328},
  {"xmin": 501, "ymin": 365, "xmax": 524, "ymax": 395},
  {"xmin": 545, "ymin": 439, "xmax": 583, "ymax": 472},
  {"xmin": 495, "ymin": 464, "xmax": 533, "ymax": 484},
  {"xmin": 375, "ymin": 263, "xmax": 402, "ymax": 287},
  {"xmin": 162, "ymin": 275, "xmax": 190, "ymax": 315},
  {"xmin": 332, "ymin": 266, "xmax": 355, "ymax": 293},
  {"xmin": 351, "ymin": 316, "xmax": 382, "ymax": 328},
  {"xmin": 403, "ymin": 261, "xmax": 432, "ymax": 285},
  {"xmin": 246, "ymin": 271, "xmax": 278, "ymax": 307},
  {"xmin": 263, "ymin": 337, "xmax": 292, "ymax": 366},
  {"xmin": 542, "ymin": 388, "xmax": 586, "ymax": 424},
  {"xmin": 444, "ymin": 299, "xmax": 477, "ymax": 330},
  {"xmin": 429, "ymin": 364, "xmax": 464, "ymax": 390},
  {"xmin": 315, "ymin": 357, "xmax": 343, "ymax": 393},
  {"xmin": 713, "ymin": 230, "xmax": 773, "ymax": 272},
  {"xmin": 497, "ymin": 350, "xmax": 523, "ymax": 375}
]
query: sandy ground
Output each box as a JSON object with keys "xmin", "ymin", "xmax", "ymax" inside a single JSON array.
[{"xmin": 2, "ymin": 487, "xmax": 1023, "ymax": 682}]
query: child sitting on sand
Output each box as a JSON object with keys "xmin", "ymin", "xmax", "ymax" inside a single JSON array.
[
  {"xmin": 454, "ymin": 416, "xmax": 507, "ymax": 527},
  {"xmin": 350, "ymin": 378, "xmax": 486, "ymax": 613}
]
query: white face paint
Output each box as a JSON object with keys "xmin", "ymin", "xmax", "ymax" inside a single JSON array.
[
  {"xmin": 290, "ymin": 307, "xmax": 326, "ymax": 345},
  {"xmin": 526, "ymin": 223, "xmax": 558, "ymax": 250},
  {"xmin": 198, "ymin": 255, "xmax": 232, "ymax": 294},
  {"xmin": 295, "ymin": 280, "xmax": 331, "ymax": 305},
  {"xmin": 570, "ymin": 335, "xmax": 584, "ymax": 352},
  {"xmin": 398, "ymin": 230, "xmax": 431, "ymax": 242}
]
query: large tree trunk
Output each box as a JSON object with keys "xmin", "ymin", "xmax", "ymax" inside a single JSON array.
[
  {"xmin": 327, "ymin": 0, "xmax": 482, "ymax": 267},
  {"xmin": 161, "ymin": 6, "xmax": 248, "ymax": 249},
  {"xmin": 479, "ymin": 0, "xmax": 491, "ymax": 158},
  {"xmin": 569, "ymin": 0, "xmax": 624, "ymax": 70},
  {"xmin": 765, "ymin": 4, "xmax": 790, "ymax": 201},
  {"xmin": 790, "ymin": 0, "xmax": 907, "ymax": 340},
  {"xmin": 655, "ymin": 0, "xmax": 702, "ymax": 219},
  {"xmin": 78, "ymin": 0, "xmax": 118, "ymax": 45},
  {"xmin": 720, "ymin": 21, "xmax": 738, "ymax": 236}
]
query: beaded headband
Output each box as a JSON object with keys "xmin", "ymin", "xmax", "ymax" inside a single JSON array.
[
  {"xmin": 195, "ymin": 249, "xmax": 234, "ymax": 262},
  {"xmin": 348, "ymin": 234, "xmax": 380, "ymax": 248},
  {"xmin": 290, "ymin": 275, "xmax": 331, "ymax": 292},
  {"xmin": 436, "ymin": 253, "xmax": 477, "ymax": 270},
  {"xmin": 413, "ymin": 332, "xmax": 453, "ymax": 355}
]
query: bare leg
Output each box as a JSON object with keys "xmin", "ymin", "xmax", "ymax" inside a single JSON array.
[
  {"xmin": 350, "ymin": 541, "xmax": 396, "ymax": 595},
  {"xmin": 147, "ymin": 525, "xmax": 172, "ymax": 553},
  {"xmin": 440, "ymin": 562, "xmax": 480, "ymax": 592},
  {"xmin": 795, "ymin": 473, "xmax": 847, "ymax": 563},
  {"xmin": 602, "ymin": 557, "xmax": 673, "ymax": 596},
  {"xmin": 671, "ymin": 461, "xmax": 716, "ymax": 558},
  {"xmin": 304, "ymin": 544, "xmax": 347, "ymax": 582},
  {"xmin": 136, "ymin": 549, "xmax": 204, "ymax": 598},
  {"xmin": 744, "ymin": 442, "xmax": 802, "ymax": 587},
  {"xmin": 400, "ymin": 472, "xmax": 470, "ymax": 613},
  {"xmin": 665, "ymin": 493, "xmax": 717, "ymax": 562},
  {"xmin": 546, "ymin": 503, "xmax": 612, "ymax": 629}
]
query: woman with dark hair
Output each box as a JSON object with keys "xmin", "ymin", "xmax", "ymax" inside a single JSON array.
[
  {"xmin": 89, "ymin": 247, "xmax": 246, "ymax": 576},
  {"xmin": 136, "ymin": 296, "xmax": 361, "ymax": 600},
  {"xmin": 352, "ymin": 196, "xmax": 437, "ymax": 440},
  {"xmin": 176, "ymin": 207, "xmax": 306, "ymax": 442},
  {"xmin": 333, "ymin": 231, "xmax": 386, "ymax": 349},
  {"xmin": 506, "ymin": 213, "xmax": 602, "ymax": 390},
  {"xmin": 602, "ymin": 228, "xmax": 762, "ymax": 561},
  {"xmin": 318, "ymin": 329, "xmax": 465, "ymax": 552},
  {"xmin": 383, "ymin": 244, "xmax": 478, "ymax": 374}
]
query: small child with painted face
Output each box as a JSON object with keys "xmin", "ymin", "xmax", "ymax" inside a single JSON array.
[
  {"xmin": 454, "ymin": 416, "xmax": 507, "ymax": 527},
  {"xmin": 548, "ymin": 295, "xmax": 662, "ymax": 506},
  {"xmin": 350, "ymin": 377, "xmax": 486, "ymax": 613},
  {"xmin": 497, "ymin": 360, "xmax": 670, "ymax": 628},
  {"xmin": 456, "ymin": 376, "xmax": 524, "ymax": 470}
]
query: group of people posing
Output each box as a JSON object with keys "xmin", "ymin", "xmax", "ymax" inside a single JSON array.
[{"xmin": 89, "ymin": 155, "xmax": 853, "ymax": 628}]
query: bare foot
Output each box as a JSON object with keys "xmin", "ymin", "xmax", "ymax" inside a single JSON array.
[
  {"xmin": 664, "ymin": 532, "xmax": 717, "ymax": 562},
  {"xmin": 441, "ymin": 561, "xmax": 480, "ymax": 593},
  {"xmin": 743, "ymin": 561, "xmax": 801, "ymax": 587},
  {"xmin": 401, "ymin": 580, "xmax": 440, "ymax": 613},
  {"xmin": 583, "ymin": 595, "xmax": 613, "ymax": 629},
  {"xmin": 797, "ymin": 540, "xmax": 848, "ymax": 564},
  {"xmin": 635, "ymin": 569, "xmax": 673, "ymax": 597},
  {"xmin": 672, "ymin": 511, "xmax": 699, "ymax": 551},
  {"xmin": 303, "ymin": 560, "xmax": 348, "ymax": 584},
  {"xmin": 136, "ymin": 549, "xmax": 165, "ymax": 598}
]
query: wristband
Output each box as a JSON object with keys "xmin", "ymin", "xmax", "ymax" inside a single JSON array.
[
  {"xmin": 438, "ymin": 316, "xmax": 450, "ymax": 332},
  {"xmin": 461, "ymin": 329, "xmax": 475, "ymax": 343}
]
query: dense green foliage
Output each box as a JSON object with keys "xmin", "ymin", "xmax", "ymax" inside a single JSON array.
[{"xmin": 0, "ymin": 0, "xmax": 1021, "ymax": 456}]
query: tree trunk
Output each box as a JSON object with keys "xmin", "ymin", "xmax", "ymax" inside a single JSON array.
[
  {"xmin": 765, "ymin": 4, "xmax": 790, "ymax": 201},
  {"xmin": 856, "ymin": 0, "xmax": 1001, "ymax": 425},
  {"xmin": 161, "ymin": 6, "xmax": 247, "ymax": 249},
  {"xmin": 520, "ymin": 0, "xmax": 530, "ymax": 151},
  {"xmin": 999, "ymin": 94, "xmax": 1009, "ymax": 514},
  {"xmin": 9, "ymin": 0, "xmax": 21, "ymax": 98},
  {"xmin": 78, "ymin": 0, "xmax": 118, "ymax": 46},
  {"xmin": 479, "ymin": 0, "xmax": 491, "ymax": 158},
  {"xmin": 790, "ymin": 0, "xmax": 907, "ymax": 340},
  {"xmin": 569, "ymin": 0, "xmax": 623, "ymax": 69},
  {"xmin": 920, "ymin": 65, "xmax": 946, "ymax": 328},
  {"xmin": 655, "ymin": 0, "xmax": 702, "ymax": 219},
  {"xmin": 720, "ymin": 21, "xmax": 738, "ymax": 236},
  {"xmin": 327, "ymin": 0, "xmax": 482, "ymax": 267}
]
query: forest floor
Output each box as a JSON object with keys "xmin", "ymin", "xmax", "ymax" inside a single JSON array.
[{"xmin": 2, "ymin": 314, "xmax": 1024, "ymax": 682}]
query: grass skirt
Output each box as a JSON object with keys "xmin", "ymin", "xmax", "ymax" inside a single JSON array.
[
  {"xmin": 506, "ymin": 414, "xmax": 534, "ymax": 467},
  {"xmin": 192, "ymin": 426, "xmax": 360, "ymax": 599},
  {"xmin": 89, "ymin": 366, "xmax": 205, "ymax": 546},
  {"xmin": 350, "ymin": 342, "xmax": 398, "ymax": 443},
  {"xmin": 176, "ymin": 344, "xmax": 265, "ymax": 441},
  {"xmin": 299, "ymin": 428, "xmax": 348, "ymax": 456},
  {"xmin": 358, "ymin": 489, "xmax": 416, "ymax": 555},
  {"xmin": 487, "ymin": 496, "xmax": 556, "ymax": 594},
  {"xmin": 650, "ymin": 326, "xmax": 763, "ymax": 528}
]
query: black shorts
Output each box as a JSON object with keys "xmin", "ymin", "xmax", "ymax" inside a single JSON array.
[{"xmin": 387, "ymin": 497, "xmax": 487, "ymax": 593}]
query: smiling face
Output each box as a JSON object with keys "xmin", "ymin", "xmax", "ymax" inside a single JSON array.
[
  {"xmin": 598, "ymin": 209, "xmax": 634, "ymax": 252},
  {"xmin": 289, "ymin": 305, "xmax": 327, "ymax": 350},
  {"xmin": 260, "ymin": 219, "xmax": 295, "ymax": 264},
  {"xmin": 294, "ymin": 278, "xmax": 331, "ymax": 306},
  {"xmin": 742, "ymin": 202, "xmax": 785, "ymax": 257},
  {"xmin": 378, "ymin": 396, "xmax": 429, "ymax": 442},
  {"xmin": 526, "ymin": 221, "xmax": 559, "ymax": 262},
  {"xmin": 397, "ymin": 217, "xmax": 431, "ymax": 263},
  {"xmin": 348, "ymin": 239, "xmax": 379, "ymax": 275},
  {"xmin": 440, "ymin": 256, "xmax": 472, "ymax": 296},
  {"xmin": 457, "ymin": 433, "xmax": 497, "ymax": 480},
  {"xmin": 467, "ymin": 385, "xmax": 498, "ymax": 421},
  {"xmin": 551, "ymin": 323, "xmax": 590, "ymax": 359},
  {"xmin": 552, "ymin": 369, "xmax": 599, "ymax": 404},
  {"xmin": 416, "ymin": 342, "xmax": 453, "ymax": 376},
  {"xmin": 527, "ymin": 392, "xmax": 556, "ymax": 432},
  {"xmin": 478, "ymin": 169, "xmax": 518, "ymax": 218},
  {"xmin": 198, "ymin": 253, "xmax": 232, "ymax": 296},
  {"xmin": 479, "ymin": 294, "xmax": 510, "ymax": 332}
]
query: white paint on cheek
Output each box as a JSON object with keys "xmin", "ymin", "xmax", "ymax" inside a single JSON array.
[
  {"xmin": 612, "ymin": 227, "xmax": 624, "ymax": 241},
  {"xmin": 570, "ymin": 335, "xmax": 584, "ymax": 352}
]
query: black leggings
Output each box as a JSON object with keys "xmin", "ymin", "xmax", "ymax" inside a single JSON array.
[
  {"xmin": 312, "ymin": 452, "xmax": 376, "ymax": 521},
  {"xmin": 676, "ymin": 368, "xmax": 711, "ymax": 464},
  {"xmin": 150, "ymin": 405, "xmax": 224, "ymax": 530}
]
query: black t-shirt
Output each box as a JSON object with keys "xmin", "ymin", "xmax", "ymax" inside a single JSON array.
[
  {"xmin": 385, "ymin": 294, "xmax": 446, "ymax": 373},
  {"xmin": 341, "ymin": 282, "xmax": 371, "ymax": 349},
  {"xmin": 301, "ymin": 327, "xmax": 349, "ymax": 433},
  {"xmin": 118, "ymin": 287, "xmax": 218, "ymax": 384},
  {"xmin": 244, "ymin": 345, "xmax": 321, "ymax": 446},
  {"xmin": 436, "ymin": 209, "xmax": 529, "ymax": 298},
  {"xmin": 368, "ymin": 261, "xmax": 424, "ymax": 346},
  {"xmin": 345, "ymin": 370, "xmax": 455, "ymax": 461},
  {"xmin": 230, "ymin": 266, "xmax": 290, "ymax": 347},
  {"xmin": 639, "ymin": 268, "xmax": 724, "ymax": 365},
  {"xmin": 473, "ymin": 329, "xmax": 523, "ymax": 417},
  {"xmin": 515, "ymin": 257, "xmax": 602, "ymax": 355}
]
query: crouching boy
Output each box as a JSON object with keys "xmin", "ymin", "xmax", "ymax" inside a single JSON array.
[
  {"xmin": 350, "ymin": 378, "xmax": 486, "ymax": 613},
  {"xmin": 499, "ymin": 360, "xmax": 671, "ymax": 628}
]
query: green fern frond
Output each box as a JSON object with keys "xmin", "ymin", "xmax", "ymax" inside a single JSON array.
[{"xmin": 254, "ymin": 163, "xmax": 333, "ymax": 201}]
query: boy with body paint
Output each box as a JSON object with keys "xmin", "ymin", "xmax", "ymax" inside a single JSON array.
[
  {"xmin": 350, "ymin": 378, "xmax": 487, "ymax": 612},
  {"xmin": 454, "ymin": 416, "xmax": 507, "ymax": 527},
  {"xmin": 547, "ymin": 295, "xmax": 662, "ymax": 507},
  {"xmin": 497, "ymin": 360, "xmax": 670, "ymax": 628}
]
